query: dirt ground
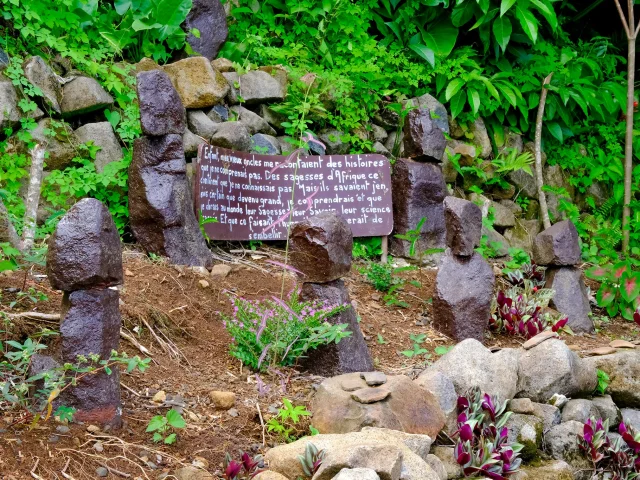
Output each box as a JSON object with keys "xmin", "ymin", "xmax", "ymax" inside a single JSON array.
[{"xmin": 0, "ymin": 245, "xmax": 638, "ymax": 479}]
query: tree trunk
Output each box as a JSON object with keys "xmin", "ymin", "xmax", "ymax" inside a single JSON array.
[
  {"xmin": 0, "ymin": 198, "xmax": 21, "ymax": 251},
  {"xmin": 535, "ymin": 73, "xmax": 553, "ymax": 230},
  {"xmin": 622, "ymin": 35, "xmax": 635, "ymax": 253},
  {"xmin": 21, "ymin": 144, "xmax": 45, "ymax": 253}
]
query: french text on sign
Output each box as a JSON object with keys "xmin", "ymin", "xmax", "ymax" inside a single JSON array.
[{"xmin": 195, "ymin": 145, "xmax": 394, "ymax": 241}]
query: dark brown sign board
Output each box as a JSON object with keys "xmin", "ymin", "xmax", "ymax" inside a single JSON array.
[{"xmin": 194, "ymin": 145, "xmax": 393, "ymax": 241}]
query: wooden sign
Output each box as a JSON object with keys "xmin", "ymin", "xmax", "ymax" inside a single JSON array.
[{"xmin": 194, "ymin": 145, "xmax": 393, "ymax": 241}]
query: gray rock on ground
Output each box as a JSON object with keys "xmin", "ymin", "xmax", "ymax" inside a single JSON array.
[
  {"xmin": 443, "ymin": 196, "xmax": 482, "ymax": 256},
  {"xmin": 47, "ymin": 198, "xmax": 123, "ymax": 291},
  {"xmin": 228, "ymin": 70, "xmax": 286, "ymax": 106},
  {"xmin": 183, "ymin": 129, "xmax": 206, "ymax": 158},
  {"xmin": 491, "ymin": 201, "xmax": 516, "ymax": 228},
  {"xmin": 30, "ymin": 118, "xmax": 78, "ymax": 170},
  {"xmin": 413, "ymin": 370, "xmax": 458, "ymax": 433},
  {"xmin": 299, "ymin": 281, "xmax": 373, "ymax": 375},
  {"xmin": 621, "ymin": 408, "xmax": 640, "ymax": 430},
  {"xmin": 403, "ymin": 108, "xmax": 446, "ymax": 162},
  {"xmin": 319, "ymin": 129, "xmax": 350, "ymax": 155},
  {"xmin": 0, "ymin": 81, "xmax": 21, "ymax": 131},
  {"xmin": 129, "ymin": 134, "xmax": 212, "ymax": 268},
  {"xmin": 516, "ymin": 339, "xmax": 597, "ymax": 403},
  {"xmin": 74, "ymin": 122, "xmax": 123, "ymax": 173},
  {"xmin": 410, "ymin": 93, "xmax": 449, "ymax": 134},
  {"xmin": 432, "ymin": 249, "xmax": 495, "ymax": 342},
  {"xmin": 332, "ymin": 468, "xmax": 381, "ymax": 480},
  {"xmin": 210, "ymin": 122, "xmax": 251, "ymax": 151},
  {"xmin": 561, "ymin": 399, "xmax": 599, "ymax": 424},
  {"xmin": 422, "ymin": 339, "xmax": 520, "ymax": 402},
  {"xmin": 545, "ymin": 421, "xmax": 591, "ymax": 473},
  {"xmin": 585, "ymin": 350, "xmax": 640, "ymax": 408},
  {"xmin": 187, "ymin": 110, "xmax": 218, "ymax": 139},
  {"xmin": 164, "ymin": 57, "xmax": 229, "ymax": 108},
  {"xmin": 481, "ymin": 226, "xmax": 510, "ymax": 257},
  {"xmin": 518, "ymin": 460, "xmax": 574, "ymax": 480},
  {"xmin": 60, "ymin": 77, "xmax": 114, "ymax": 117},
  {"xmin": 592, "ymin": 395, "xmax": 621, "ymax": 427},
  {"xmin": 545, "ymin": 267, "xmax": 593, "ymax": 333},
  {"xmin": 431, "ymin": 447, "xmax": 463, "ymax": 480},
  {"xmin": 230, "ymin": 105, "xmax": 276, "ymax": 135},
  {"xmin": 23, "ymin": 56, "xmax": 62, "ymax": 113}
]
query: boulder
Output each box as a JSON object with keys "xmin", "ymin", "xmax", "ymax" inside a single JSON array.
[
  {"xmin": 390, "ymin": 159, "xmax": 446, "ymax": 260},
  {"xmin": 183, "ymin": 129, "xmax": 206, "ymax": 158},
  {"xmin": 47, "ymin": 198, "xmax": 122, "ymax": 291},
  {"xmin": 410, "ymin": 93, "xmax": 449, "ymax": 134},
  {"xmin": 373, "ymin": 142, "xmax": 390, "ymax": 156},
  {"xmin": 545, "ymin": 421, "xmax": 591, "ymax": 472},
  {"xmin": 210, "ymin": 122, "xmax": 251, "ymax": 151},
  {"xmin": 135, "ymin": 57, "xmax": 161, "ymax": 73},
  {"xmin": 592, "ymin": 395, "xmax": 621, "ymax": 427},
  {"xmin": 443, "ymin": 196, "xmax": 482, "ymax": 256},
  {"xmin": 299, "ymin": 280, "xmax": 373, "ymax": 375},
  {"xmin": 503, "ymin": 219, "xmax": 541, "ymax": 254},
  {"xmin": 0, "ymin": 81, "xmax": 22, "ymax": 131},
  {"xmin": 440, "ymin": 150, "xmax": 458, "ymax": 183},
  {"xmin": 212, "ymin": 57, "xmax": 234, "ymax": 72},
  {"xmin": 516, "ymin": 339, "xmax": 597, "ymax": 403},
  {"xmin": 403, "ymin": 108, "xmax": 446, "ymax": 162},
  {"xmin": 208, "ymin": 104, "xmax": 229, "ymax": 122},
  {"xmin": 232, "ymin": 70, "xmax": 286, "ymax": 105},
  {"xmin": 509, "ymin": 398, "xmax": 534, "ymax": 414},
  {"xmin": 504, "ymin": 413, "xmax": 543, "ymax": 460},
  {"xmin": 164, "ymin": 57, "xmax": 229, "ymax": 108},
  {"xmin": 445, "ymin": 139, "xmax": 477, "ymax": 166},
  {"xmin": 544, "ymin": 165, "xmax": 574, "ymax": 222},
  {"xmin": 532, "ymin": 220, "xmax": 581, "ymax": 266},
  {"xmin": 60, "ymin": 77, "xmax": 114, "ymax": 117},
  {"xmin": 491, "ymin": 201, "xmax": 516, "ymax": 228},
  {"xmin": 518, "ymin": 460, "xmax": 574, "ymax": 480},
  {"xmin": 264, "ymin": 429, "xmax": 440, "ymax": 480},
  {"xmin": 500, "ymin": 199, "xmax": 522, "ymax": 216},
  {"xmin": 621, "ymin": 408, "xmax": 640, "ymax": 430},
  {"xmin": 497, "ymin": 130, "xmax": 524, "ymax": 156},
  {"xmin": 222, "ymin": 71, "xmax": 240, "ymax": 104},
  {"xmin": 371, "ymin": 124, "xmax": 388, "ymax": 143},
  {"xmin": 187, "ymin": 110, "xmax": 218, "ymax": 139},
  {"xmin": 333, "ymin": 469, "xmax": 381, "ymax": 480},
  {"xmin": 584, "ymin": 351, "xmax": 640, "ymax": 408},
  {"xmin": 59, "ymin": 288, "xmax": 121, "ymax": 427},
  {"xmin": 259, "ymin": 104, "xmax": 287, "ymax": 132},
  {"xmin": 183, "ymin": 0, "xmax": 228, "ymax": 60},
  {"xmin": 561, "ymin": 399, "xmax": 599, "ymax": 424},
  {"xmin": 30, "ymin": 118, "xmax": 78, "ymax": 170},
  {"xmin": 414, "ymin": 370, "xmax": 458, "ymax": 433},
  {"xmin": 545, "ymin": 267, "xmax": 593, "ymax": 333},
  {"xmin": 289, "ymin": 212, "xmax": 352, "ymax": 283},
  {"xmin": 425, "ymin": 455, "xmax": 447, "ymax": 480},
  {"xmin": 481, "ymin": 226, "xmax": 510, "ymax": 257},
  {"xmin": 230, "ymin": 105, "xmax": 276, "ymax": 135},
  {"xmin": 432, "ymin": 249, "xmax": 494, "ymax": 342},
  {"xmin": 507, "ymin": 169, "xmax": 537, "ymax": 199},
  {"xmin": 312, "ymin": 373, "xmax": 445, "ymax": 438},
  {"xmin": 531, "ymin": 402, "xmax": 561, "ymax": 432},
  {"xmin": 423, "ymin": 339, "xmax": 520, "ymax": 402},
  {"xmin": 250, "ymin": 134, "xmax": 280, "ymax": 155},
  {"xmin": 173, "ymin": 466, "xmax": 215, "ymax": 480},
  {"xmin": 23, "ymin": 56, "xmax": 62, "ymax": 113},
  {"xmin": 129, "ymin": 134, "xmax": 212, "ymax": 268},
  {"xmin": 384, "ymin": 130, "xmax": 404, "ymax": 157},
  {"xmin": 319, "ymin": 128, "xmax": 350, "ymax": 155},
  {"xmin": 431, "ymin": 447, "xmax": 463, "ymax": 480},
  {"xmin": 468, "ymin": 118, "xmax": 492, "ymax": 159},
  {"xmin": 74, "ymin": 122, "xmax": 123, "ymax": 173},
  {"xmin": 137, "ymin": 69, "xmax": 186, "ymax": 136}
]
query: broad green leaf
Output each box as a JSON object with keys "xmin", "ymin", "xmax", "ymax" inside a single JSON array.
[
  {"xmin": 450, "ymin": 90, "xmax": 466, "ymax": 118},
  {"xmin": 479, "ymin": 77, "xmax": 500, "ymax": 100},
  {"xmin": 530, "ymin": 0, "xmax": 558, "ymax": 30},
  {"xmin": 586, "ymin": 265, "xmax": 612, "ymax": 281},
  {"xmin": 492, "ymin": 16, "xmax": 511, "ymax": 52},
  {"xmin": 408, "ymin": 43, "xmax": 435, "ymax": 67},
  {"xmin": 146, "ymin": 415, "xmax": 167, "ymax": 432},
  {"xmin": 596, "ymin": 285, "xmax": 616, "ymax": 308},
  {"xmin": 151, "ymin": 0, "xmax": 193, "ymax": 40},
  {"xmin": 445, "ymin": 78, "xmax": 465, "ymax": 101},
  {"xmin": 385, "ymin": 21, "xmax": 403, "ymax": 43},
  {"xmin": 164, "ymin": 433, "xmax": 177, "ymax": 444},
  {"xmin": 421, "ymin": 19, "xmax": 458, "ymax": 57},
  {"xmin": 547, "ymin": 122, "xmax": 563, "ymax": 142},
  {"xmin": 114, "ymin": 0, "xmax": 132, "ymax": 14},
  {"xmin": 620, "ymin": 272, "xmax": 640, "ymax": 303},
  {"xmin": 515, "ymin": 6, "xmax": 538, "ymax": 43},
  {"xmin": 468, "ymin": 89, "xmax": 480, "ymax": 114},
  {"xmin": 452, "ymin": 2, "xmax": 476, "ymax": 27},
  {"xmin": 166, "ymin": 409, "xmax": 186, "ymax": 428},
  {"xmin": 500, "ymin": 0, "xmax": 517, "ymax": 16}
]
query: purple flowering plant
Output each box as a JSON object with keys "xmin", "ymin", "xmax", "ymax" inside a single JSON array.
[
  {"xmin": 578, "ymin": 417, "xmax": 640, "ymax": 479},
  {"xmin": 454, "ymin": 387, "xmax": 523, "ymax": 479},
  {"xmin": 220, "ymin": 288, "xmax": 352, "ymax": 371}
]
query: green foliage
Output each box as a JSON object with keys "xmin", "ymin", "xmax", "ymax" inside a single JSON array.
[
  {"xmin": 146, "ymin": 409, "xmax": 186, "ymax": 444},
  {"xmin": 595, "ymin": 369, "xmax": 610, "ymax": 396},
  {"xmin": 359, "ymin": 260, "xmax": 420, "ymax": 308},
  {"xmin": 266, "ymin": 398, "xmax": 312, "ymax": 443},
  {"xmin": 221, "ymin": 289, "xmax": 352, "ymax": 371},
  {"xmin": 353, "ymin": 237, "xmax": 383, "ymax": 259},
  {"xmin": 586, "ymin": 261, "xmax": 640, "ymax": 321},
  {"xmin": 401, "ymin": 333, "xmax": 429, "ymax": 358},
  {"xmin": 395, "ymin": 217, "xmax": 426, "ymax": 257}
]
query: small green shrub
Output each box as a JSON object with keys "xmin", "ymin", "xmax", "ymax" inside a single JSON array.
[
  {"xmin": 146, "ymin": 409, "xmax": 186, "ymax": 444},
  {"xmin": 266, "ymin": 398, "xmax": 312, "ymax": 443}
]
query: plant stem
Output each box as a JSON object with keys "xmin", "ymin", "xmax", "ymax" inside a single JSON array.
[{"xmin": 535, "ymin": 73, "xmax": 553, "ymax": 230}]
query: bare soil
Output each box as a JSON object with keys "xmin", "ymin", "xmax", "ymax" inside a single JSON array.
[{"xmin": 0, "ymin": 247, "xmax": 637, "ymax": 479}]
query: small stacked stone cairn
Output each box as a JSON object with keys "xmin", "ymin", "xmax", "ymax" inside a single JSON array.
[
  {"xmin": 129, "ymin": 69, "xmax": 212, "ymax": 268},
  {"xmin": 432, "ymin": 196, "xmax": 495, "ymax": 342},
  {"xmin": 46, "ymin": 198, "xmax": 124, "ymax": 427},
  {"xmin": 288, "ymin": 211, "xmax": 373, "ymax": 375},
  {"xmin": 390, "ymin": 108, "xmax": 447, "ymax": 261},
  {"xmin": 533, "ymin": 220, "xmax": 593, "ymax": 333}
]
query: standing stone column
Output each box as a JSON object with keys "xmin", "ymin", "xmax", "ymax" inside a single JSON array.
[
  {"xmin": 46, "ymin": 198, "xmax": 124, "ymax": 427},
  {"xmin": 390, "ymin": 108, "xmax": 447, "ymax": 262},
  {"xmin": 129, "ymin": 69, "xmax": 212, "ymax": 268},
  {"xmin": 433, "ymin": 196, "xmax": 495, "ymax": 342},
  {"xmin": 533, "ymin": 220, "xmax": 593, "ymax": 333},
  {"xmin": 289, "ymin": 212, "xmax": 373, "ymax": 375}
]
